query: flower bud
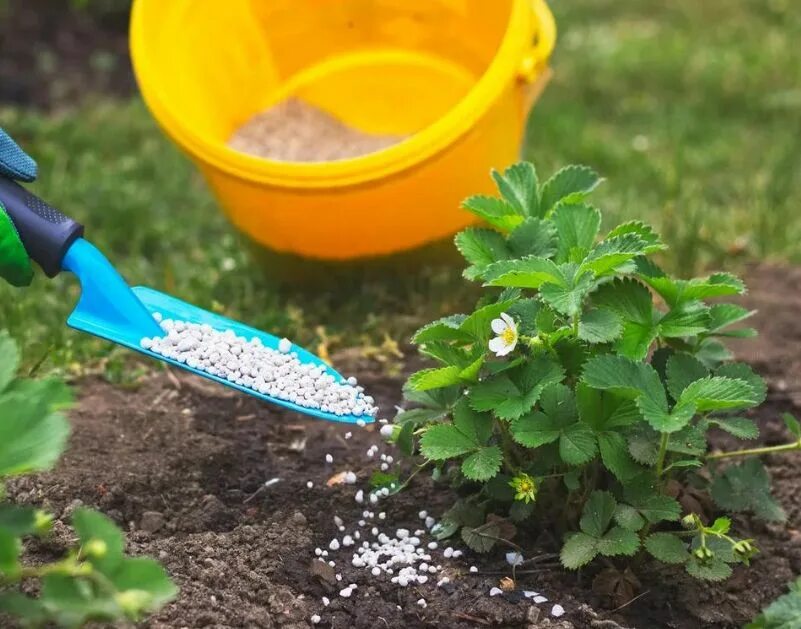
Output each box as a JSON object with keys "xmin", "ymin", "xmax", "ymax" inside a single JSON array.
[
  {"xmin": 34, "ymin": 510, "xmax": 53, "ymax": 535},
  {"xmin": 116, "ymin": 590, "xmax": 151, "ymax": 617},
  {"xmin": 84, "ymin": 538, "xmax": 108, "ymax": 559},
  {"xmin": 733, "ymin": 540, "xmax": 756, "ymax": 560},
  {"xmin": 681, "ymin": 514, "xmax": 697, "ymax": 529},
  {"xmin": 693, "ymin": 546, "xmax": 714, "ymax": 562},
  {"xmin": 527, "ymin": 336, "xmax": 544, "ymax": 348}
]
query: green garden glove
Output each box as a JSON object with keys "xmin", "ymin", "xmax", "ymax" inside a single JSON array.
[{"xmin": 0, "ymin": 128, "xmax": 38, "ymax": 287}]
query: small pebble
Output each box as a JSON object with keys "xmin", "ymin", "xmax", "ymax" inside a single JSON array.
[
  {"xmin": 469, "ymin": 566, "xmax": 478, "ymax": 573},
  {"xmin": 551, "ymin": 604, "xmax": 565, "ymax": 618},
  {"xmin": 311, "ymin": 614, "xmax": 321, "ymax": 624},
  {"xmin": 325, "ymin": 454, "xmax": 333, "ymax": 464},
  {"xmin": 306, "ymin": 481, "xmax": 314, "ymax": 489},
  {"xmin": 417, "ymin": 598, "xmax": 427, "ymax": 608},
  {"xmin": 490, "ymin": 587, "xmax": 503, "ymax": 597}
]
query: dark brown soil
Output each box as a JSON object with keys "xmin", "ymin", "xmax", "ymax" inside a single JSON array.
[
  {"xmin": 8, "ymin": 263, "xmax": 801, "ymax": 629},
  {"xmin": 0, "ymin": 0, "xmax": 134, "ymax": 108}
]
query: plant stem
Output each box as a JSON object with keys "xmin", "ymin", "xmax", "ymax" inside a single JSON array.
[
  {"xmin": 398, "ymin": 461, "xmax": 431, "ymax": 491},
  {"xmin": 655, "ymin": 432, "xmax": 670, "ymax": 478},
  {"xmin": 706, "ymin": 440, "xmax": 801, "ymax": 460},
  {"xmin": 497, "ymin": 421, "xmax": 522, "ymax": 471}
]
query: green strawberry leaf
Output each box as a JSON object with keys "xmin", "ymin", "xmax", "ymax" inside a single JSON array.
[
  {"xmin": 560, "ymin": 532, "xmax": 598, "ymax": 569},
  {"xmin": 462, "ymin": 446, "xmax": 503, "ymax": 481},
  {"xmin": 461, "ymin": 195, "xmax": 525, "ymax": 231},
  {"xmin": 644, "ymin": 533, "xmax": 689, "ymax": 564},
  {"xmin": 470, "ymin": 355, "xmax": 564, "ymax": 420},
  {"xmin": 483, "ymin": 256, "xmax": 563, "ymax": 289},
  {"xmin": 550, "ymin": 202, "xmax": 601, "ymax": 263},
  {"xmin": 492, "ymin": 162, "xmax": 540, "ymax": 217},
  {"xmin": 539, "ymin": 165, "xmax": 602, "ymax": 215},
  {"xmin": 597, "ymin": 526, "xmax": 640, "ymax": 557},
  {"xmin": 678, "ymin": 376, "xmax": 759, "ymax": 412},
  {"xmin": 508, "ymin": 217, "xmax": 557, "ymax": 258},
  {"xmin": 710, "ymin": 459, "xmax": 786, "ymax": 522},
  {"xmin": 412, "ymin": 315, "xmax": 469, "ymax": 344},
  {"xmin": 407, "ymin": 366, "xmax": 464, "ymax": 391},
  {"xmin": 579, "ymin": 490, "xmax": 617, "ymax": 537},
  {"xmin": 578, "ymin": 308, "xmax": 623, "ymax": 344},
  {"xmin": 420, "ymin": 424, "xmax": 477, "ymax": 460},
  {"xmin": 455, "ymin": 228, "xmax": 509, "ymax": 281},
  {"xmin": 613, "ymin": 504, "xmax": 646, "ymax": 532},
  {"xmin": 686, "ymin": 557, "xmax": 732, "ymax": 582},
  {"xmin": 666, "ymin": 353, "xmax": 708, "ymax": 401},
  {"xmin": 709, "ymin": 417, "xmax": 759, "ymax": 440}
]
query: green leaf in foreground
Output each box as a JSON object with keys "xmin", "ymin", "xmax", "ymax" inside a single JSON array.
[
  {"xmin": 0, "ymin": 330, "xmax": 19, "ymax": 392},
  {"xmin": 0, "ymin": 386, "xmax": 71, "ymax": 477}
]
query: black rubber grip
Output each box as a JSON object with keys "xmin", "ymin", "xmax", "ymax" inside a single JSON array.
[{"xmin": 0, "ymin": 177, "xmax": 84, "ymax": 277}]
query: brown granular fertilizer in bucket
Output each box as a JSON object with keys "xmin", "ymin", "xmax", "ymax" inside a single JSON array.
[{"xmin": 228, "ymin": 99, "xmax": 407, "ymax": 162}]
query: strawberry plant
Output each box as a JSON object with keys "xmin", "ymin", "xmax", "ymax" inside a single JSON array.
[
  {"xmin": 393, "ymin": 162, "xmax": 801, "ymax": 582},
  {"xmin": 0, "ymin": 331, "xmax": 177, "ymax": 626}
]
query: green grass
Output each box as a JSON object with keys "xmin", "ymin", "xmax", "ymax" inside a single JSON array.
[{"xmin": 1, "ymin": 0, "xmax": 800, "ymax": 373}]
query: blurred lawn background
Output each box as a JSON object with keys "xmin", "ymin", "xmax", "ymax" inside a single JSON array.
[{"xmin": 0, "ymin": 0, "xmax": 799, "ymax": 375}]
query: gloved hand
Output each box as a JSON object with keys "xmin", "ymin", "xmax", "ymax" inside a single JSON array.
[{"xmin": 0, "ymin": 128, "xmax": 38, "ymax": 287}]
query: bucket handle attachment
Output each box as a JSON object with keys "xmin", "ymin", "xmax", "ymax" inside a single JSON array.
[{"xmin": 519, "ymin": 0, "xmax": 557, "ymax": 83}]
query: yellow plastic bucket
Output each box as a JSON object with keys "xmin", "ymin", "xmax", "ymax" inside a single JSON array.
[{"xmin": 130, "ymin": 0, "xmax": 555, "ymax": 261}]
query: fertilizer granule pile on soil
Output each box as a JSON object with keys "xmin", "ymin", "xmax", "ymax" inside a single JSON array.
[{"xmin": 228, "ymin": 98, "xmax": 407, "ymax": 162}]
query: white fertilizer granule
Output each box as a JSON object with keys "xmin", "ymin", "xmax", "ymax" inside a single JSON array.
[{"xmin": 141, "ymin": 317, "xmax": 378, "ymax": 418}]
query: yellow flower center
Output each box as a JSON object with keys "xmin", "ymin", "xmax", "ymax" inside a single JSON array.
[
  {"xmin": 501, "ymin": 327, "xmax": 517, "ymax": 344},
  {"xmin": 519, "ymin": 479, "xmax": 533, "ymax": 493}
]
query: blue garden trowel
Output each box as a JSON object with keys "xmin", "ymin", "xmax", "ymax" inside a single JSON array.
[{"xmin": 0, "ymin": 176, "xmax": 373, "ymax": 425}]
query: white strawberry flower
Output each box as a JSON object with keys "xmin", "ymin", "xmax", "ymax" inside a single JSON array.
[{"xmin": 489, "ymin": 313, "xmax": 518, "ymax": 357}]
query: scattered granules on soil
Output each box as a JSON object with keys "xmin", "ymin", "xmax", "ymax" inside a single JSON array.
[{"xmin": 227, "ymin": 98, "xmax": 407, "ymax": 162}]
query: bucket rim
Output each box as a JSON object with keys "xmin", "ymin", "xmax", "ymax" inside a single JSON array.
[{"xmin": 130, "ymin": 0, "xmax": 555, "ymax": 189}]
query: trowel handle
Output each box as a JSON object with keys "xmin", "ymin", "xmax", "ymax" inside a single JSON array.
[{"xmin": 0, "ymin": 177, "xmax": 84, "ymax": 278}]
